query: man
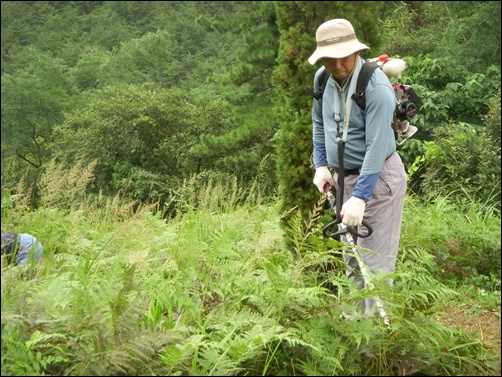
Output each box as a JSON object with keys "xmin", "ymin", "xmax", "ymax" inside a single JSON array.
[
  {"xmin": 1, "ymin": 233, "xmax": 44, "ymax": 266},
  {"xmin": 308, "ymin": 19, "xmax": 407, "ymax": 317}
]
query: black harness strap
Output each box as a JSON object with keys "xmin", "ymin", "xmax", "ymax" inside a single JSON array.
[
  {"xmin": 304, "ymin": 62, "xmax": 379, "ymax": 107},
  {"xmin": 351, "ymin": 62, "xmax": 379, "ymax": 110},
  {"xmin": 303, "ymin": 68, "xmax": 330, "ymax": 100},
  {"xmin": 336, "ymin": 138, "xmax": 345, "ymax": 223}
]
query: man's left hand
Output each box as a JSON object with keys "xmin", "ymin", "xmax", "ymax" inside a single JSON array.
[{"xmin": 341, "ymin": 196, "xmax": 366, "ymax": 226}]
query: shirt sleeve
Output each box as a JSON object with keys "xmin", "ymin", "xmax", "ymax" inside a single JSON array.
[
  {"xmin": 313, "ymin": 141, "xmax": 328, "ymax": 168},
  {"xmin": 352, "ymin": 172, "xmax": 379, "ymax": 202},
  {"xmin": 312, "ymin": 67, "xmax": 328, "ymax": 168},
  {"xmin": 359, "ymin": 70, "xmax": 397, "ymax": 176}
]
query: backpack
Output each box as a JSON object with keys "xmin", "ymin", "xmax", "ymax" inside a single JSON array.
[
  {"xmin": 304, "ymin": 61, "xmax": 419, "ymax": 145},
  {"xmin": 304, "ymin": 61, "xmax": 379, "ymax": 107}
]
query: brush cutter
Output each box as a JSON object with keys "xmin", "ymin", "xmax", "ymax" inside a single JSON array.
[{"xmin": 320, "ymin": 138, "xmax": 388, "ymax": 322}]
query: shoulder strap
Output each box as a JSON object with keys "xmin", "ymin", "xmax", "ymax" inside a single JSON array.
[
  {"xmin": 351, "ymin": 62, "xmax": 379, "ymax": 110},
  {"xmin": 304, "ymin": 67, "xmax": 330, "ymax": 100}
]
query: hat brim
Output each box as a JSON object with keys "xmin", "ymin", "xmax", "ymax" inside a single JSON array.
[{"xmin": 308, "ymin": 41, "xmax": 369, "ymax": 65}]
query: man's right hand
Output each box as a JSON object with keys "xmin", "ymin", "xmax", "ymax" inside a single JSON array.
[{"xmin": 313, "ymin": 166, "xmax": 335, "ymax": 193}]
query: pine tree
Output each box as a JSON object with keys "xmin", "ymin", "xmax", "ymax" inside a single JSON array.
[{"xmin": 273, "ymin": 1, "xmax": 384, "ymax": 232}]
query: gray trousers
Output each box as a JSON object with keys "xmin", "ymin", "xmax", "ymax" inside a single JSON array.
[{"xmin": 335, "ymin": 152, "xmax": 407, "ymax": 315}]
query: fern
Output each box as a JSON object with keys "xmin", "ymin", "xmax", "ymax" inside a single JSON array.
[{"xmin": 2, "ymin": 159, "xmax": 499, "ymax": 376}]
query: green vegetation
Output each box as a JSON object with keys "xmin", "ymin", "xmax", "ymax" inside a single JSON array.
[
  {"xmin": 1, "ymin": 162, "xmax": 500, "ymax": 375},
  {"xmin": 1, "ymin": 1, "xmax": 500, "ymax": 375}
]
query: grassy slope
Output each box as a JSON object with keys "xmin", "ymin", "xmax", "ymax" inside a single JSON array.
[{"xmin": 1, "ymin": 174, "xmax": 500, "ymax": 375}]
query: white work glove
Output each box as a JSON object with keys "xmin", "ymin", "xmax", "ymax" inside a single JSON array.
[
  {"xmin": 341, "ymin": 196, "xmax": 366, "ymax": 226},
  {"xmin": 313, "ymin": 166, "xmax": 335, "ymax": 193}
]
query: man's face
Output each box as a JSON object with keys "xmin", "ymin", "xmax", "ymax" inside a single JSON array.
[{"xmin": 321, "ymin": 53, "xmax": 357, "ymax": 80}]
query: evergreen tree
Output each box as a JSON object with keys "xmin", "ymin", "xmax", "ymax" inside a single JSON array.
[{"xmin": 273, "ymin": 1, "xmax": 384, "ymax": 231}]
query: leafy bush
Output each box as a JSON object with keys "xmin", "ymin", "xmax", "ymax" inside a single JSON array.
[
  {"xmin": 410, "ymin": 121, "xmax": 500, "ymax": 211},
  {"xmin": 401, "ymin": 195, "xmax": 501, "ymax": 286}
]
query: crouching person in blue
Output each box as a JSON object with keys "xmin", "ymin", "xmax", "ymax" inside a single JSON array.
[{"xmin": 1, "ymin": 233, "xmax": 44, "ymax": 266}]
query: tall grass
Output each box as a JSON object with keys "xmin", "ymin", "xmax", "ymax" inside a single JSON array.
[{"xmin": 1, "ymin": 160, "xmax": 500, "ymax": 376}]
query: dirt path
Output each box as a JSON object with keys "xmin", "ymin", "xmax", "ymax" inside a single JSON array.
[{"xmin": 437, "ymin": 300, "xmax": 501, "ymax": 375}]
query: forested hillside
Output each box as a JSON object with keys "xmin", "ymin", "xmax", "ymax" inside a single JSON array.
[
  {"xmin": 1, "ymin": 2, "xmax": 500, "ymax": 376},
  {"xmin": 2, "ymin": 1, "xmax": 500, "ymax": 216}
]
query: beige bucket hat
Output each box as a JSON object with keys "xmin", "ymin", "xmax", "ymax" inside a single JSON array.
[{"xmin": 308, "ymin": 19, "xmax": 369, "ymax": 65}]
